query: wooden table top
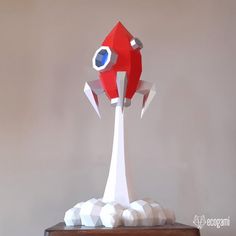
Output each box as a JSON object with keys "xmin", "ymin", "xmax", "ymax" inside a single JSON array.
[{"xmin": 45, "ymin": 222, "xmax": 200, "ymax": 236}]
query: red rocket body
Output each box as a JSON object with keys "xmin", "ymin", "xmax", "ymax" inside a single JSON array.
[
  {"xmin": 85, "ymin": 22, "xmax": 155, "ymax": 118},
  {"xmin": 99, "ymin": 22, "xmax": 142, "ymax": 100}
]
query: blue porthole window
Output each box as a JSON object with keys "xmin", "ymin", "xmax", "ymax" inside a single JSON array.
[
  {"xmin": 92, "ymin": 46, "xmax": 117, "ymax": 72},
  {"xmin": 95, "ymin": 49, "xmax": 109, "ymax": 67}
]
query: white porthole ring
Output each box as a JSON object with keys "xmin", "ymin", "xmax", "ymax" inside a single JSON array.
[{"xmin": 92, "ymin": 46, "xmax": 118, "ymax": 72}]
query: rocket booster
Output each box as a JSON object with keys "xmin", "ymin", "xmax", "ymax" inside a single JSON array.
[{"xmin": 84, "ymin": 22, "xmax": 155, "ymax": 117}]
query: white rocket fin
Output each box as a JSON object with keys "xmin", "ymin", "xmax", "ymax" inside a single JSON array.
[
  {"xmin": 84, "ymin": 80, "xmax": 104, "ymax": 118},
  {"xmin": 136, "ymin": 80, "xmax": 156, "ymax": 118},
  {"xmin": 116, "ymin": 72, "xmax": 128, "ymax": 111}
]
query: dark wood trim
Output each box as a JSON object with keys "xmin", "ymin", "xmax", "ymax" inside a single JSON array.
[{"xmin": 45, "ymin": 222, "xmax": 200, "ymax": 236}]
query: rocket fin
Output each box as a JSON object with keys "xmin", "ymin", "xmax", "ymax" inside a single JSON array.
[
  {"xmin": 84, "ymin": 80, "xmax": 104, "ymax": 118},
  {"xmin": 136, "ymin": 80, "xmax": 156, "ymax": 118},
  {"xmin": 116, "ymin": 72, "xmax": 128, "ymax": 111}
]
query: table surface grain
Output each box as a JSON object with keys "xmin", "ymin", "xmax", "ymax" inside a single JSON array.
[{"xmin": 45, "ymin": 222, "xmax": 200, "ymax": 236}]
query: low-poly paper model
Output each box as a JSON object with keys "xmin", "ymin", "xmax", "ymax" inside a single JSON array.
[
  {"xmin": 122, "ymin": 208, "xmax": 139, "ymax": 226},
  {"xmin": 64, "ymin": 198, "xmax": 175, "ymax": 227},
  {"xmin": 163, "ymin": 208, "xmax": 176, "ymax": 224},
  {"xmin": 80, "ymin": 198, "xmax": 104, "ymax": 227},
  {"xmin": 64, "ymin": 22, "xmax": 175, "ymax": 227},
  {"xmin": 64, "ymin": 207, "xmax": 81, "ymax": 226},
  {"xmin": 150, "ymin": 202, "xmax": 167, "ymax": 225},
  {"xmin": 84, "ymin": 21, "xmax": 155, "ymax": 207},
  {"xmin": 130, "ymin": 200, "xmax": 154, "ymax": 226},
  {"xmin": 100, "ymin": 202, "xmax": 124, "ymax": 227}
]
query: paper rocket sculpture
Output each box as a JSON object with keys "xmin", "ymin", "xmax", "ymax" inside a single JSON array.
[
  {"xmin": 64, "ymin": 22, "xmax": 176, "ymax": 228},
  {"xmin": 84, "ymin": 22, "xmax": 156, "ymax": 207}
]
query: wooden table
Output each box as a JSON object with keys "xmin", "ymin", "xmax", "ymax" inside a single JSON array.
[{"xmin": 45, "ymin": 222, "xmax": 200, "ymax": 236}]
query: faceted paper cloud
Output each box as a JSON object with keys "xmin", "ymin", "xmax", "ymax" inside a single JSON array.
[
  {"xmin": 150, "ymin": 202, "xmax": 167, "ymax": 225},
  {"xmin": 64, "ymin": 198, "xmax": 175, "ymax": 227},
  {"xmin": 122, "ymin": 208, "xmax": 139, "ymax": 226},
  {"xmin": 130, "ymin": 200, "xmax": 154, "ymax": 226},
  {"xmin": 64, "ymin": 207, "xmax": 81, "ymax": 226},
  {"xmin": 163, "ymin": 208, "xmax": 176, "ymax": 224},
  {"xmin": 100, "ymin": 202, "xmax": 124, "ymax": 227},
  {"xmin": 64, "ymin": 201, "xmax": 84, "ymax": 226},
  {"xmin": 80, "ymin": 198, "xmax": 105, "ymax": 227}
]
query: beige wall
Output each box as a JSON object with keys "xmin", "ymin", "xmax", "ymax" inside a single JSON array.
[{"xmin": 0, "ymin": 0, "xmax": 235, "ymax": 235}]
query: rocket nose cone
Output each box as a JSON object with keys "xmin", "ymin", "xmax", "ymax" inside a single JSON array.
[
  {"xmin": 111, "ymin": 21, "xmax": 132, "ymax": 36},
  {"xmin": 102, "ymin": 21, "xmax": 133, "ymax": 47},
  {"xmin": 114, "ymin": 21, "xmax": 126, "ymax": 29}
]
